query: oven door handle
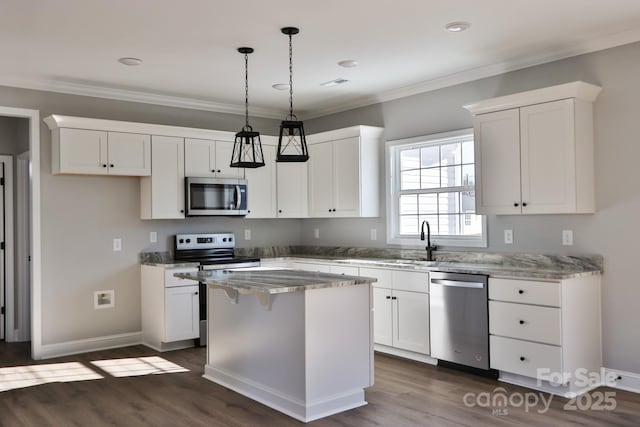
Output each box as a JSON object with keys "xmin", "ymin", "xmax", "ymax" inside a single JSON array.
[{"xmin": 235, "ymin": 185, "xmax": 241, "ymax": 210}]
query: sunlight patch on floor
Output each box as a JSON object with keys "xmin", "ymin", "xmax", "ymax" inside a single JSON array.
[
  {"xmin": 90, "ymin": 356, "xmax": 189, "ymax": 378},
  {"xmin": 0, "ymin": 362, "xmax": 103, "ymax": 392}
]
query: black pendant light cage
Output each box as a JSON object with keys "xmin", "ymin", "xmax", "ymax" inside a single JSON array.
[
  {"xmin": 277, "ymin": 27, "xmax": 309, "ymax": 163},
  {"xmin": 231, "ymin": 47, "xmax": 265, "ymax": 168}
]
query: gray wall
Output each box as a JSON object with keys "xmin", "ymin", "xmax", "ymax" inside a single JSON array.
[
  {"xmin": 0, "ymin": 116, "xmax": 29, "ymax": 155},
  {"xmin": 0, "ymin": 86, "xmax": 302, "ymax": 345},
  {"xmin": 306, "ymin": 41, "xmax": 640, "ymax": 373}
]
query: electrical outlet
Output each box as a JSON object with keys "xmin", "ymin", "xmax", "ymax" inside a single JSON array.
[
  {"xmin": 313, "ymin": 228, "xmax": 320, "ymax": 239},
  {"xmin": 94, "ymin": 290, "xmax": 115, "ymax": 309},
  {"xmin": 562, "ymin": 230, "xmax": 574, "ymax": 246},
  {"xmin": 150, "ymin": 231, "xmax": 157, "ymax": 243},
  {"xmin": 113, "ymin": 238, "xmax": 122, "ymax": 251},
  {"xmin": 504, "ymin": 229, "xmax": 513, "ymax": 244},
  {"xmin": 244, "ymin": 229, "xmax": 251, "ymax": 241},
  {"xmin": 370, "ymin": 229, "xmax": 377, "ymax": 241}
]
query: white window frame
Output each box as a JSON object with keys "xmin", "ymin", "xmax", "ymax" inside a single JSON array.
[{"xmin": 386, "ymin": 128, "xmax": 487, "ymax": 248}]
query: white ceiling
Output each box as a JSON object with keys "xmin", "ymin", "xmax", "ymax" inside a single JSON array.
[{"xmin": 2, "ymin": 0, "xmax": 640, "ymax": 119}]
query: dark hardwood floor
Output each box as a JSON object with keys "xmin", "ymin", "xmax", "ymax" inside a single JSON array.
[{"xmin": 1, "ymin": 342, "xmax": 638, "ymax": 426}]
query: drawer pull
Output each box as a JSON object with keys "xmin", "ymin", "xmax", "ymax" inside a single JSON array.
[
  {"xmin": 385, "ymin": 296, "xmax": 391, "ymax": 299},
  {"xmin": 520, "ymin": 356, "xmax": 526, "ymax": 362},
  {"xmin": 518, "ymin": 289, "xmax": 524, "ymax": 294},
  {"xmin": 519, "ymin": 320, "xmax": 526, "ymax": 325}
]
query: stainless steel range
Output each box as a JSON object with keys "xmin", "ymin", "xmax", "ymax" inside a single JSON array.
[{"xmin": 174, "ymin": 233, "xmax": 260, "ymax": 346}]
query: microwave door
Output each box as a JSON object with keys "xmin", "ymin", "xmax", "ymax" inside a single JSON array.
[{"xmin": 235, "ymin": 185, "xmax": 241, "ymax": 210}]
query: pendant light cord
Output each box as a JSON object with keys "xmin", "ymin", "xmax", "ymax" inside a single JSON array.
[
  {"xmin": 244, "ymin": 52, "xmax": 250, "ymax": 130},
  {"xmin": 288, "ymin": 32, "xmax": 294, "ymax": 119}
]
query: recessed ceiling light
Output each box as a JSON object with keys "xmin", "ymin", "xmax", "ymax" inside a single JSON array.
[
  {"xmin": 445, "ymin": 21, "xmax": 471, "ymax": 32},
  {"xmin": 321, "ymin": 78, "xmax": 350, "ymax": 87},
  {"xmin": 118, "ymin": 57, "xmax": 143, "ymax": 66},
  {"xmin": 272, "ymin": 83, "xmax": 290, "ymax": 91},
  {"xmin": 338, "ymin": 60, "xmax": 359, "ymax": 68}
]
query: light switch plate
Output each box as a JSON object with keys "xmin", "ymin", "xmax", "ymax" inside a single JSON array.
[
  {"xmin": 562, "ymin": 230, "xmax": 574, "ymax": 246},
  {"xmin": 113, "ymin": 238, "xmax": 122, "ymax": 251},
  {"xmin": 504, "ymin": 229, "xmax": 513, "ymax": 244},
  {"xmin": 313, "ymin": 228, "xmax": 320, "ymax": 239},
  {"xmin": 370, "ymin": 229, "xmax": 377, "ymax": 241},
  {"xmin": 150, "ymin": 231, "xmax": 157, "ymax": 243},
  {"xmin": 244, "ymin": 229, "xmax": 251, "ymax": 241}
]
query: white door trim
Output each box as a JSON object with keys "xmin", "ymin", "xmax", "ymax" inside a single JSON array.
[
  {"xmin": 0, "ymin": 106, "xmax": 40, "ymax": 358},
  {"xmin": 16, "ymin": 151, "xmax": 30, "ymax": 342},
  {"xmin": 0, "ymin": 156, "xmax": 14, "ymax": 341}
]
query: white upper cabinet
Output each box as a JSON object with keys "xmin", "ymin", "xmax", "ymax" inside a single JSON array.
[
  {"xmin": 245, "ymin": 142, "xmax": 277, "ymax": 218},
  {"xmin": 464, "ymin": 81, "xmax": 601, "ymax": 215},
  {"xmin": 50, "ymin": 127, "xmax": 150, "ymax": 176},
  {"xmin": 307, "ymin": 126, "xmax": 383, "ymax": 218},
  {"xmin": 140, "ymin": 135, "xmax": 185, "ymax": 219},
  {"xmin": 184, "ymin": 138, "xmax": 244, "ymax": 179},
  {"xmin": 276, "ymin": 161, "xmax": 308, "ymax": 218}
]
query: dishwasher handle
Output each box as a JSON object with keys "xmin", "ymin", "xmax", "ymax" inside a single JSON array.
[{"xmin": 430, "ymin": 278, "xmax": 485, "ymax": 289}]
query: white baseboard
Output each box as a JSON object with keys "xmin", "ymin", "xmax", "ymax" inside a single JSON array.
[
  {"xmin": 374, "ymin": 344, "xmax": 437, "ymax": 365},
  {"xmin": 204, "ymin": 364, "xmax": 367, "ymax": 423},
  {"xmin": 38, "ymin": 332, "xmax": 142, "ymax": 360},
  {"xmin": 603, "ymin": 368, "xmax": 640, "ymax": 394},
  {"xmin": 141, "ymin": 340, "xmax": 195, "ymax": 353}
]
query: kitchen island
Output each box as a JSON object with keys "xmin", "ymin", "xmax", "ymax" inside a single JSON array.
[{"xmin": 174, "ymin": 268, "xmax": 376, "ymax": 423}]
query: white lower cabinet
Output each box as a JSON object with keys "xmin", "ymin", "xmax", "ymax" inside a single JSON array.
[
  {"xmin": 488, "ymin": 275, "xmax": 602, "ymax": 396},
  {"xmin": 362, "ymin": 267, "xmax": 430, "ymax": 359},
  {"xmin": 141, "ymin": 265, "xmax": 200, "ymax": 351}
]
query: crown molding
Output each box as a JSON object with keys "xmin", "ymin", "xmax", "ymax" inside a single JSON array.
[
  {"xmin": 0, "ymin": 76, "xmax": 285, "ymax": 120},
  {"xmin": 303, "ymin": 27, "xmax": 640, "ymax": 119}
]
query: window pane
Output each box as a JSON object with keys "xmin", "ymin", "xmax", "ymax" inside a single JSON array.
[
  {"xmin": 462, "ymin": 140, "xmax": 474, "ymax": 164},
  {"xmin": 400, "ymin": 149, "xmax": 420, "ymax": 170},
  {"xmin": 399, "ymin": 194, "xmax": 418, "ymax": 215},
  {"xmin": 418, "ymin": 194, "xmax": 438, "ymax": 214},
  {"xmin": 441, "ymin": 142, "xmax": 461, "ymax": 166},
  {"xmin": 420, "ymin": 146, "xmax": 439, "ymax": 168},
  {"xmin": 401, "ymin": 170, "xmax": 420, "ymax": 190},
  {"xmin": 418, "ymin": 215, "xmax": 438, "ymax": 237},
  {"xmin": 420, "ymin": 168, "xmax": 440, "ymax": 189},
  {"xmin": 461, "ymin": 191, "xmax": 476, "ymax": 213},
  {"xmin": 438, "ymin": 192, "xmax": 460, "ymax": 214},
  {"xmin": 461, "ymin": 214, "xmax": 482, "ymax": 236},
  {"xmin": 441, "ymin": 165, "xmax": 461, "ymax": 188},
  {"xmin": 439, "ymin": 215, "xmax": 460, "ymax": 236},
  {"xmin": 400, "ymin": 215, "xmax": 418, "ymax": 235},
  {"xmin": 462, "ymin": 164, "xmax": 475, "ymax": 187}
]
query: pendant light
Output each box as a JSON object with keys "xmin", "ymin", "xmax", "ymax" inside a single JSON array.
[
  {"xmin": 230, "ymin": 47, "xmax": 265, "ymax": 168},
  {"xmin": 276, "ymin": 27, "xmax": 309, "ymax": 162}
]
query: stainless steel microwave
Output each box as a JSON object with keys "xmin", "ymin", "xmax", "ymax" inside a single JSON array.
[{"xmin": 185, "ymin": 177, "xmax": 248, "ymax": 216}]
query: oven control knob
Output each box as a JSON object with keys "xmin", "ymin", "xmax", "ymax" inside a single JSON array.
[
  {"xmin": 186, "ymin": 239, "xmax": 191, "ymax": 243},
  {"xmin": 222, "ymin": 238, "xmax": 227, "ymax": 242},
  {"xmin": 179, "ymin": 239, "xmax": 184, "ymax": 244},
  {"xmin": 229, "ymin": 237, "xmax": 233, "ymax": 242}
]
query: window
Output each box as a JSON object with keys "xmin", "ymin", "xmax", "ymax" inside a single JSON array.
[{"xmin": 387, "ymin": 129, "xmax": 486, "ymax": 247}]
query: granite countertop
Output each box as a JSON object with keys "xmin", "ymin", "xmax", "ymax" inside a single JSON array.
[{"xmin": 173, "ymin": 268, "xmax": 376, "ymax": 294}]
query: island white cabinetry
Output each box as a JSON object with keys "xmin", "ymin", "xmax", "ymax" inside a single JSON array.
[
  {"xmin": 488, "ymin": 275, "xmax": 602, "ymax": 396},
  {"xmin": 464, "ymin": 81, "xmax": 601, "ymax": 215},
  {"xmin": 141, "ymin": 136, "xmax": 185, "ymax": 219},
  {"xmin": 141, "ymin": 265, "xmax": 200, "ymax": 352},
  {"xmin": 184, "ymin": 138, "xmax": 244, "ymax": 179},
  {"xmin": 364, "ymin": 268, "xmax": 431, "ymax": 360},
  {"xmin": 307, "ymin": 126, "xmax": 382, "ymax": 218},
  {"xmin": 50, "ymin": 127, "xmax": 151, "ymax": 176}
]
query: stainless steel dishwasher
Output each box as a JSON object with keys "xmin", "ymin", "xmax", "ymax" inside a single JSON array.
[{"xmin": 429, "ymin": 271, "xmax": 491, "ymax": 372}]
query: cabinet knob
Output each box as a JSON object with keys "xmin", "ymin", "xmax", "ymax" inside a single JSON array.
[
  {"xmin": 217, "ymin": 170, "xmax": 221, "ymax": 173},
  {"xmin": 522, "ymin": 202, "xmax": 528, "ymax": 207},
  {"xmin": 385, "ymin": 296, "xmax": 391, "ymax": 299},
  {"xmin": 391, "ymin": 296, "xmax": 397, "ymax": 300},
  {"xmin": 110, "ymin": 164, "xmax": 114, "ymax": 168},
  {"xmin": 194, "ymin": 292, "xmax": 198, "ymax": 295},
  {"xmin": 328, "ymin": 209, "xmax": 331, "ymax": 212},
  {"xmin": 102, "ymin": 164, "xmax": 107, "ymax": 168},
  {"xmin": 520, "ymin": 356, "xmax": 526, "ymax": 362},
  {"xmin": 180, "ymin": 209, "xmax": 185, "ymax": 213},
  {"xmin": 248, "ymin": 210, "xmax": 251, "ymax": 214},
  {"xmin": 278, "ymin": 209, "xmax": 282, "ymax": 213},
  {"xmin": 211, "ymin": 169, "xmax": 215, "ymax": 173},
  {"xmin": 514, "ymin": 202, "xmax": 519, "ymax": 207},
  {"xmin": 518, "ymin": 289, "xmax": 524, "ymax": 294},
  {"xmin": 519, "ymin": 320, "xmax": 525, "ymax": 325},
  {"xmin": 332, "ymin": 209, "xmax": 336, "ymax": 212}
]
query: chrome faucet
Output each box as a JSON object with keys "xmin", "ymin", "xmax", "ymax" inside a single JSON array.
[{"xmin": 420, "ymin": 220, "xmax": 437, "ymax": 261}]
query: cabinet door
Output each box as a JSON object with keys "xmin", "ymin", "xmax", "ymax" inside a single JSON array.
[
  {"xmin": 185, "ymin": 138, "xmax": 216, "ymax": 177},
  {"xmin": 520, "ymin": 99, "xmax": 576, "ymax": 214},
  {"xmin": 474, "ymin": 109, "xmax": 521, "ymax": 215},
  {"xmin": 332, "ymin": 137, "xmax": 361, "ymax": 217},
  {"xmin": 393, "ymin": 290, "xmax": 430, "ymax": 354},
  {"xmin": 58, "ymin": 128, "xmax": 108, "ymax": 174},
  {"xmin": 215, "ymin": 140, "xmax": 244, "ymax": 179},
  {"xmin": 373, "ymin": 288, "xmax": 393, "ymax": 346},
  {"xmin": 245, "ymin": 145, "xmax": 277, "ymax": 218},
  {"xmin": 147, "ymin": 136, "xmax": 185, "ymax": 219},
  {"xmin": 276, "ymin": 162, "xmax": 308, "ymax": 218},
  {"xmin": 107, "ymin": 132, "xmax": 151, "ymax": 176},
  {"xmin": 308, "ymin": 142, "xmax": 334, "ymax": 217},
  {"xmin": 165, "ymin": 285, "xmax": 199, "ymax": 341}
]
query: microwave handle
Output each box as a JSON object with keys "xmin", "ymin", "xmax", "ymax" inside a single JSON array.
[{"xmin": 235, "ymin": 185, "xmax": 241, "ymax": 209}]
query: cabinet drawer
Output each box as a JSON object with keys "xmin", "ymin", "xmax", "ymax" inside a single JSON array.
[
  {"xmin": 360, "ymin": 267, "xmax": 392, "ymax": 289},
  {"xmin": 490, "ymin": 335, "xmax": 562, "ymax": 379},
  {"xmin": 165, "ymin": 268, "xmax": 199, "ymax": 287},
  {"xmin": 330, "ymin": 265, "xmax": 360, "ymax": 276},
  {"xmin": 392, "ymin": 270, "xmax": 429, "ymax": 293},
  {"xmin": 489, "ymin": 278, "xmax": 560, "ymax": 307},
  {"xmin": 489, "ymin": 301, "xmax": 561, "ymax": 345},
  {"xmin": 293, "ymin": 262, "xmax": 331, "ymax": 273}
]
